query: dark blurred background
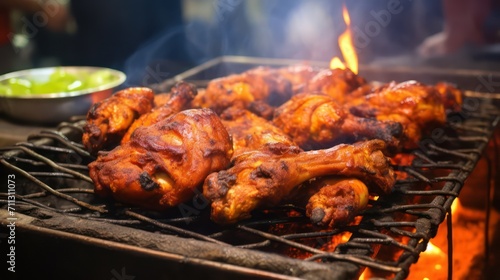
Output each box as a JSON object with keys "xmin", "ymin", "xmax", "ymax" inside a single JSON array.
[{"xmin": 2, "ymin": 0, "xmax": 500, "ymax": 85}]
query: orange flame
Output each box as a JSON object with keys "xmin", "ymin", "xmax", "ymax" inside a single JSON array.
[
  {"xmin": 358, "ymin": 270, "xmax": 368, "ymax": 280},
  {"xmin": 330, "ymin": 4, "xmax": 358, "ymax": 74}
]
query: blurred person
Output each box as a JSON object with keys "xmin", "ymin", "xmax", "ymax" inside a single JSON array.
[
  {"xmin": 2, "ymin": 0, "xmax": 193, "ymax": 80},
  {"xmin": 118, "ymin": 0, "xmax": 256, "ymax": 86},
  {"xmin": 417, "ymin": 0, "xmax": 496, "ymax": 57},
  {"xmin": 0, "ymin": 0, "xmax": 70, "ymax": 74},
  {"xmin": 68, "ymin": 0, "xmax": 188, "ymax": 71}
]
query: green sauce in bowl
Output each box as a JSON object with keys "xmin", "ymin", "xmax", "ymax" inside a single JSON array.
[
  {"xmin": 0, "ymin": 66, "xmax": 126, "ymax": 124},
  {"xmin": 0, "ymin": 68, "xmax": 119, "ymax": 96}
]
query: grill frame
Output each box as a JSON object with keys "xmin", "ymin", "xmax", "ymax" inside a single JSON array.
[{"xmin": 1, "ymin": 56, "xmax": 499, "ymax": 280}]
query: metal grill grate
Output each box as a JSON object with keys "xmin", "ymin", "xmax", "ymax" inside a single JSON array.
[
  {"xmin": 1, "ymin": 56, "xmax": 500, "ymax": 279},
  {"xmin": 0, "ymin": 98, "xmax": 498, "ymax": 279}
]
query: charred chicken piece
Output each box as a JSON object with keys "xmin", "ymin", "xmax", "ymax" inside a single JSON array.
[
  {"xmin": 301, "ymin": 177, "xmax": 369, "ymax": 227},
  {"xmin": 121, "ymin": 82, "xmax": 197, "ymax": 144},
  {"xmin": 305, "ymin": 68, "xmax": 369, "ymax": 104},
  {"xmin": 203, "ymin": 139, "xmax": 394, "ymax": 224},
  {"xmin": 192, "ymin": 67, "xmax": 292, "ymax": 114},
  {"xmin": 349, "ymin": 80, "xmax": 447, "ymax": 149},
  {"xmin": 83, "ymin": 87, "xmax": 154, "ymax": 155},
  {"xmin": 273, "ymin": 93, "xmax": 402, "ymax": 151},
  {"xmin": 89, "ymin": 109, "xmax": 233, "ymax": 210},
  {"xmin": 220, "ymin": 107, "xmax": 299, "ymax": 157}
]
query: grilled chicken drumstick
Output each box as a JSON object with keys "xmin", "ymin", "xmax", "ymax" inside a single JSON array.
[
  {"xmin": 298, "ymin": 177, "xmax": 369, "ymax": 227},
  {"xmin": 203, "ymin": 139, "xmax": 394, "ymax": 224},
  {"xmin": 82, "ymin": 87, "xmax": 154, "ymax": 155},
  {"xmin": 273, "ymin": 93, "xmax": 403, "ymax": 151},
  {"xmin": 89, "ymin": 109, "xmax": 233, "ymax": 210},
  {"xmin": 221, "ymin": 107, "xmax": 372, "ymax": 227},
  {"xmin": 348, "ymin": 80, "xmax": 448, "ymax": 149},
  {"xmin": 284, "ymin": 176, "xmax": 370, "ymax": 228},
  {"xmin": 121, "ymin": 81, "xmax": 197, "ymax": 144},
  {"xmin": 192, "ymin": 66, "xmax": 292, "ymax": 114}
]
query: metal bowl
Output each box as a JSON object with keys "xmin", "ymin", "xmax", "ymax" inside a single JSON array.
[{"xmin": 0, "ymin": 66, "xmax": 126, "ymax": 124}]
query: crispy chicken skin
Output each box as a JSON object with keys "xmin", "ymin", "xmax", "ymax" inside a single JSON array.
[
  {"xmin": 89, "ymin": 109, "xmax": 233, "ymax": 210},
  {"xmin": 121, "ymin": 82, "xmax": 197, "ymax": 144},
  {"xmin": 220, "ymin": 107, "xmax": 298, "ymax": 157},
  {"xmin": 302, "ymin": 177, "xmax": 369, "ymax": 227},
  {"xmin": 203, "ymin": 140, "xmax": 394, "ymax": 224},
  {"xmin": 349, "ymin": 80, "xmax": 447, "ymax": 149},
  {"xmin": 273, "ymin": 93, "xmax": 402, "ymax": 150},
  {"xmin": 83, "ymin": 87, "xmax": 154, "ymax": 155},
  {"xmin": 305, "ymin": 68, "xmax": 369, "ymax": 103},
  {"xmin": 192, "ymin": 67, "xmax": 293, "ymax": 114}
]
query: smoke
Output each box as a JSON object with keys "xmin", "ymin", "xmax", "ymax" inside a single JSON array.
[
  {"xmin": 123, "ymin": 0, "xmax": 341, "ymax": 87},
  {"xmin": 123, "ymin": 25, "xmax": 189, "ymax": 87},
  {"xmin": 123, "ymin": 0, "xmax": 252, "ymax": 87},
  {"xmin": 122, "ymin": 0, "xmax": 445, "ymax": 87}
]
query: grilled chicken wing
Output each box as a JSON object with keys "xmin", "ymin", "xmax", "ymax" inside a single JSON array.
[
  {"xmin": 349, "ymin": 80, "xmax": 447, "ymax": 149},
  {"xmin": 203, "ymin": 139, "xmax": 394, "ymax": 224},
  {"xmin": 273, "ymin": 93, "xmax": 402, "ymax": 151},
  {"xmin": 192, "ymin": 67, "xmax": 292, "ymax": 114},
  {"xmin": 83, "ymin": 87, "xmax": 154, "ymax": 155},
  {"xmin": 121, "ymin": 82, "xmax": 197, "ymax": 144},
  {"xmin": 89, "ymin": 109, "xmax": 233, "ymax": 210}
]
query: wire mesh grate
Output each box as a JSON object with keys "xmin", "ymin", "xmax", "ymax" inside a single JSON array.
[{"xmin": 0, "ymin": 99, "xmax": 499, "ymax": 279}]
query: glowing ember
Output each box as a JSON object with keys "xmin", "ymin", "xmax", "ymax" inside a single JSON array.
[
  {"xmin": 425, "ymin": 241, "xmax": 445, "ymax": 256},
  {"xmin": 329, "ymin": 4, "xmax": 358, "ymax": 74},
  {"xmin": 320, "ymin": 231, "xmax": 353, "ymax": 253}
]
